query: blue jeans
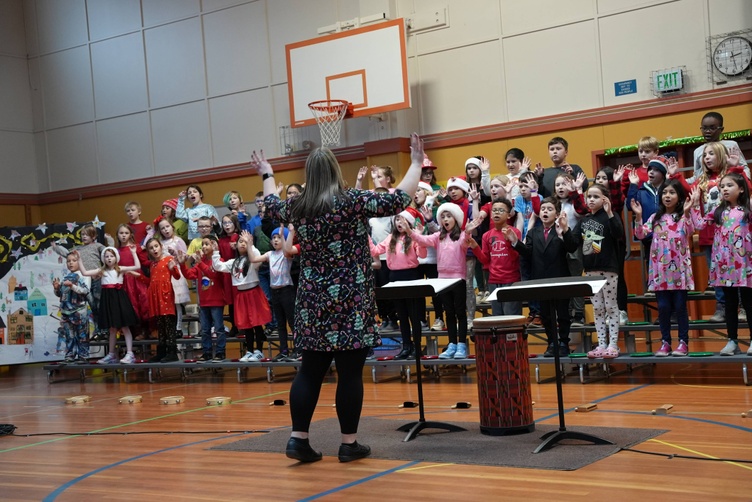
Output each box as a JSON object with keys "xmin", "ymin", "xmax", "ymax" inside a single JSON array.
[
  {"xmin": 655, "ymin": 290, "xmax": 688, "ymax": 344},
  {"xmin": 200, "ymin": 306, "xmax": 227, "ymax": 353}
]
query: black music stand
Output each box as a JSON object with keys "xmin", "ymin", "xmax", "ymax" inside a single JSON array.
[
  {"xmin": 488, "ymin": 276, "xmax": 614, "ymax": 453},
  {"xmin": 377, "ymin": 278, "xmax": 467, "ymax": 441}
]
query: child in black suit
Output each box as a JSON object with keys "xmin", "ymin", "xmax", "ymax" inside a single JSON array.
[{"xmin": 506, "ymin": 197, "xmax": 578, "ymax": 357}]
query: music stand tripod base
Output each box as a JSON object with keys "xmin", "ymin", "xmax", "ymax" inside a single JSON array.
[
  {"xmin": 533, "ymin": 429, "xmax": 614, "ymax": 453},
  {"xmin": 397, "ymin": 420, "xmax": 467, "ymax": 442}
]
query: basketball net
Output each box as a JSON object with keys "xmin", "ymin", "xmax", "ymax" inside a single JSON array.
[{"xmin": 308, "ymin": 100, "xmax": 350, "ymax": 147}]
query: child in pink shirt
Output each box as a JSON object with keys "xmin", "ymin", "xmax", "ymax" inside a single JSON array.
[
  {"xmin": 370, "ymin": 208, "xmax": 427, "ymax": 359},
  {"xmin": 411, "ymin": 203, "xmax": 473, "ymax": 359}
]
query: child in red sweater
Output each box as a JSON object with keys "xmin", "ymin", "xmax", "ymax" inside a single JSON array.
[
  {"xmin": 180, "ymin": 235, "xmax": 228, "ymax": 362},
  {"xmin": 467, "ymin": 198, "xmax": 521, "ymax": 315}
]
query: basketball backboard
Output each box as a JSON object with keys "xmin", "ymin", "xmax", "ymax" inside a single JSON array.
[{"xmin": 285, "ymin": 18, "xmax": 410, "ymax": 128}]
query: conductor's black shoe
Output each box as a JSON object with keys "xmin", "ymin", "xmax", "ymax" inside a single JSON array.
[
  {"xmin": 543, "ymin": 343, "xmax": 555, "ymax": 357},
  {"xmin": 338, "ymin": 441, "xmax": 371, "ymax": 462},
  {"xmin": 286, "ymin": 437, "xmax": 322, "ymax": 463}
]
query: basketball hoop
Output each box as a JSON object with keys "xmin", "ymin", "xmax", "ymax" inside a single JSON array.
[{"xmin": 308, "ymin": 100, "xmax": 351, "ymax": 147}]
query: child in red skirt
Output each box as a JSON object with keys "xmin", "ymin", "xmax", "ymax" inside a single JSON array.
[{"xmin": 212, "ymin": 229, "xmax": 272, "ymax": 362}]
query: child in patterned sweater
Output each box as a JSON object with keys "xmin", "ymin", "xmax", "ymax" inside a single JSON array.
[{"xmin": 632, "ymin": 180, "xmax": 701, "ymax": 356}]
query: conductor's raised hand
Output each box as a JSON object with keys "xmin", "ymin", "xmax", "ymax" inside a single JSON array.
[
  {"xmin": 410, "ymin": 132, "xmax": 425, "ymax": 166},
  {"xmin": 250, "ymin": 150, "xmax": 273, "ymax": 176}
]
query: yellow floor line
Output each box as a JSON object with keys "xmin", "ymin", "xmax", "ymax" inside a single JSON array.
[{"xmin": 648, "ymin": 438, "xmax": 752, "ymax": 471}]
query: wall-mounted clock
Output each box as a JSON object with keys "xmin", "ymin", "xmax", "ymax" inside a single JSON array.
[
  {"xmin": 713, "ymin": 36, "xmax": 752, "ymax": 76},
  {"xmin": 707, "ymin": 30, "xmax": 752, "ymax": 83}
]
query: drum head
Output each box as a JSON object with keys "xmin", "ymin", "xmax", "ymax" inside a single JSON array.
[{"xmin": 473, "ymin": 315, "xmax": 527, "ymax": 329}]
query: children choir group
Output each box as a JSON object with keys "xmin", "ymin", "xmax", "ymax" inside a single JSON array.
[{"xmin": 52, "ymin": 110, "xmax": 752, "ymax": 365}]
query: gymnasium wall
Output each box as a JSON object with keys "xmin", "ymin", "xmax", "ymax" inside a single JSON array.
[{"xmin": 0, "ymin": 0, "xmax": 749, "ymax": 216}]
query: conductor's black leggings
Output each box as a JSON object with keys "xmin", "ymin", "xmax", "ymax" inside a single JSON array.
[{"xmin": 289, "ymin": 348, "xmax": 369, "ymax": 434}]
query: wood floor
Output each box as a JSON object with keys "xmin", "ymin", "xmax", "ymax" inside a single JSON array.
[{"xmin": 1, "ymin": 342, "xmax": 751, "ymax": 502}]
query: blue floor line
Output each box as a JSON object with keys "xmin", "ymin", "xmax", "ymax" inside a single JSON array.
[
  {"xmin": 595, "ymin": 408, "xmax": 752, "ymax": 433},
  {"xmin": 535, "ymin": 383, "xmax": 651, "ymax": 422},
  {"xmin": 298, "ymin": 461, "xmax": 421, "ymax": 502},
  {"xmin": 43, "ymin": 433, "xmax": 246, "ymax": 501}
]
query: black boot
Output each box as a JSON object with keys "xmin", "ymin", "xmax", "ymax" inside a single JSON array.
[
  {"xmin": 338, "ymin": 441, "xmax": 371, "ymax": 462},
  {"xmin": 394, "ymin": 343, "xmax": 414, "ymax": 360},
  {"xmin": 149, "ymin": 345, "xmax": 166, "ymax": 363},
  {"xmin": 286, "ymin": 437, "xmax": 322, "ymax": 463},
  {"xmin": 160, "ymin": 352, "xmax": 179, "ymax": 363},
  {"xmin": 543, "ymin": 343, "xmax": 555, "ymax": 357}
]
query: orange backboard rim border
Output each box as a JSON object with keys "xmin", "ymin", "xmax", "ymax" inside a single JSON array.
[{"xmin": 286, "ymin": 18, "xmax": 409, "ymax": 128}]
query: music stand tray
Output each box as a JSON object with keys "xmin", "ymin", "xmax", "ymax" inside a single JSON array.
[
  {"xmin": 377, "ymin": 278, "xmax": 467, "ymax": 441},
  {"xmin": 487, "ymin": 276, "xmax": 615, "ymax": 453}
]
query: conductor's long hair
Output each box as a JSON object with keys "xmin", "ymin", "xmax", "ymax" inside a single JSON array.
[{"xmin": 288, "ymin": 147, "xmax": 349, "ymax": 222}]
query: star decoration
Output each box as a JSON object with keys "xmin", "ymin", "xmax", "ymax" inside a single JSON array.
[
  {"xmin": 11, "ymin": 248, "xmax": 23, "ymax": 259},
  {"xmin": 10, "ymin": 230, "xmax": 20, "ymax": 240},
  {"xmin": 36, "ymin": 223, "xmax": 48, "ymax": 233},
  {"xmin": 66, "ymin": 222, "xmax": 78, "ymax": 232},
  {"xmin": 92, "ymin": 215, "xmax": 105, "ymax": 229}
]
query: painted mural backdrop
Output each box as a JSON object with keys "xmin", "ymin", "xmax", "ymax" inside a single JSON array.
[{"xmin": 0, "ymin": 219, "xmax": 105, "ymax": 365}]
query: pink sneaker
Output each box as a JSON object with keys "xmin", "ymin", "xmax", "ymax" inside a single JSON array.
[
  {"xmin": 603, "ymin": 346, "xmax": 620, "ymax": 359},
  {"xmin": 672, "ymin": 341, "xmax": 688, "ymax": 357},
  {"xmin": 655, "ymin": 341, "xmax": 672, "ymax": 357}
]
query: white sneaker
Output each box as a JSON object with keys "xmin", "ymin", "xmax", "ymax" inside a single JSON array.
[
  {"xmin": 720, "ymin": 340, "xmax": 740, "ymax": 356},
  {"xmin": 619, "ymin": 310, "xmax": 629, "ymax": 325},
  {"xmin": 97, "ymin": 353, "xmax": 119, "ymax": 365},
  {"xmin": 454, "ymin": 342, "xmax": 468, "ymax": 359},
  {"xmin": 120, "ymin": 352, "xmax": 136, "ymax": 364},
  {"xmin": 239, "ymin": 351, "xmax": 253, "ymax": 362},
  {"xmin": 439, "ymin": 343, "xmax": 457, "ymax": 359},
  {"xmin": 431, "ymin": 319, "xmax": 445, "ymax": 331},
  {"xmin": 249, "ymin": 350, "xmax": 264, "ymax": 362},
  {"xmin": 467, "ymin": 320, "xmax": 474, "ymax": 331}
]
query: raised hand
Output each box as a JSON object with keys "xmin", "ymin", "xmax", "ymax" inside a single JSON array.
[
  {"xmin": 240, "ymin": 229, "xmax": 253, "ymax": 245},
  {"xmin": 468, "ymin": 186, "xmax": 480, "ymax": 201},
  {"xmin": 556, "ymin": 211, "xmax": 568, "ymax": 234},
  {"xmin": 603, "ymin": 196, "xmax": 613, "ymax": 216},
  {"xmin": 614, "ymin": 165, "xmax": 627, "ymax": 183},
  {"xmin": 684, "ymin": 188, "xmax": 696, "ymax": 214},
  {"xmin": 480, "ymin": 157, "xmax": 491, "ymax": 173},
  {"xmin": 630, "ymin": 199, "xmax": 642, "ymax": 217},
  {"xmin": 522, "ymin": 157, "xmax": 532, "ymax": 171},
  {"xmin": 628, "ymin": 169, "xmax": 640, "ymax": 185},
  {"xmin": 419, "ymin": 205, "xmax": 432, "ymax": 222},
  {"xmin": 534, "ymin": 162, "xmax": 544, "ymax": 178},
  {"xmin": 527, "ymin": 176, "xmax": 539, "ymax": 192},
  {"xmin": 276, "ymin": 181, "xmax": 284, "ymax": 195},
  {"xmin": 250, "ymin": 150, "xmax": 273, "ymax": 175},
  {"xmin": 561, "ymin": 162, "xmax": 573, "ymax": 174},
  {"xmin": 501, "ymin": 226, "xmax": 518, "ymax": 245},
  {"xmin": 357, "ymin": 166, "xmax": 368, "ymax": 181},
  {"xmin": 410, "ymin": 132, "xmax": 425, "ymax": 166},
  {"xmin": 666, "ymin": 156, "xmax": 679, "ymax": 177},
  {"xmin": 574, "ymin": 171, "xmax": 586, "ymax": 191}
]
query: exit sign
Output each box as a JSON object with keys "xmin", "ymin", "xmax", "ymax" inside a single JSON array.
[{"xmin": 653, "ymin": 67, "xmax": 684, "ymax": 93}]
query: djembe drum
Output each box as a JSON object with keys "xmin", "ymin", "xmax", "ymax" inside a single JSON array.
[{"xmin": 472, "ymin": 315, "xmax": 535, "ymax": 436}]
